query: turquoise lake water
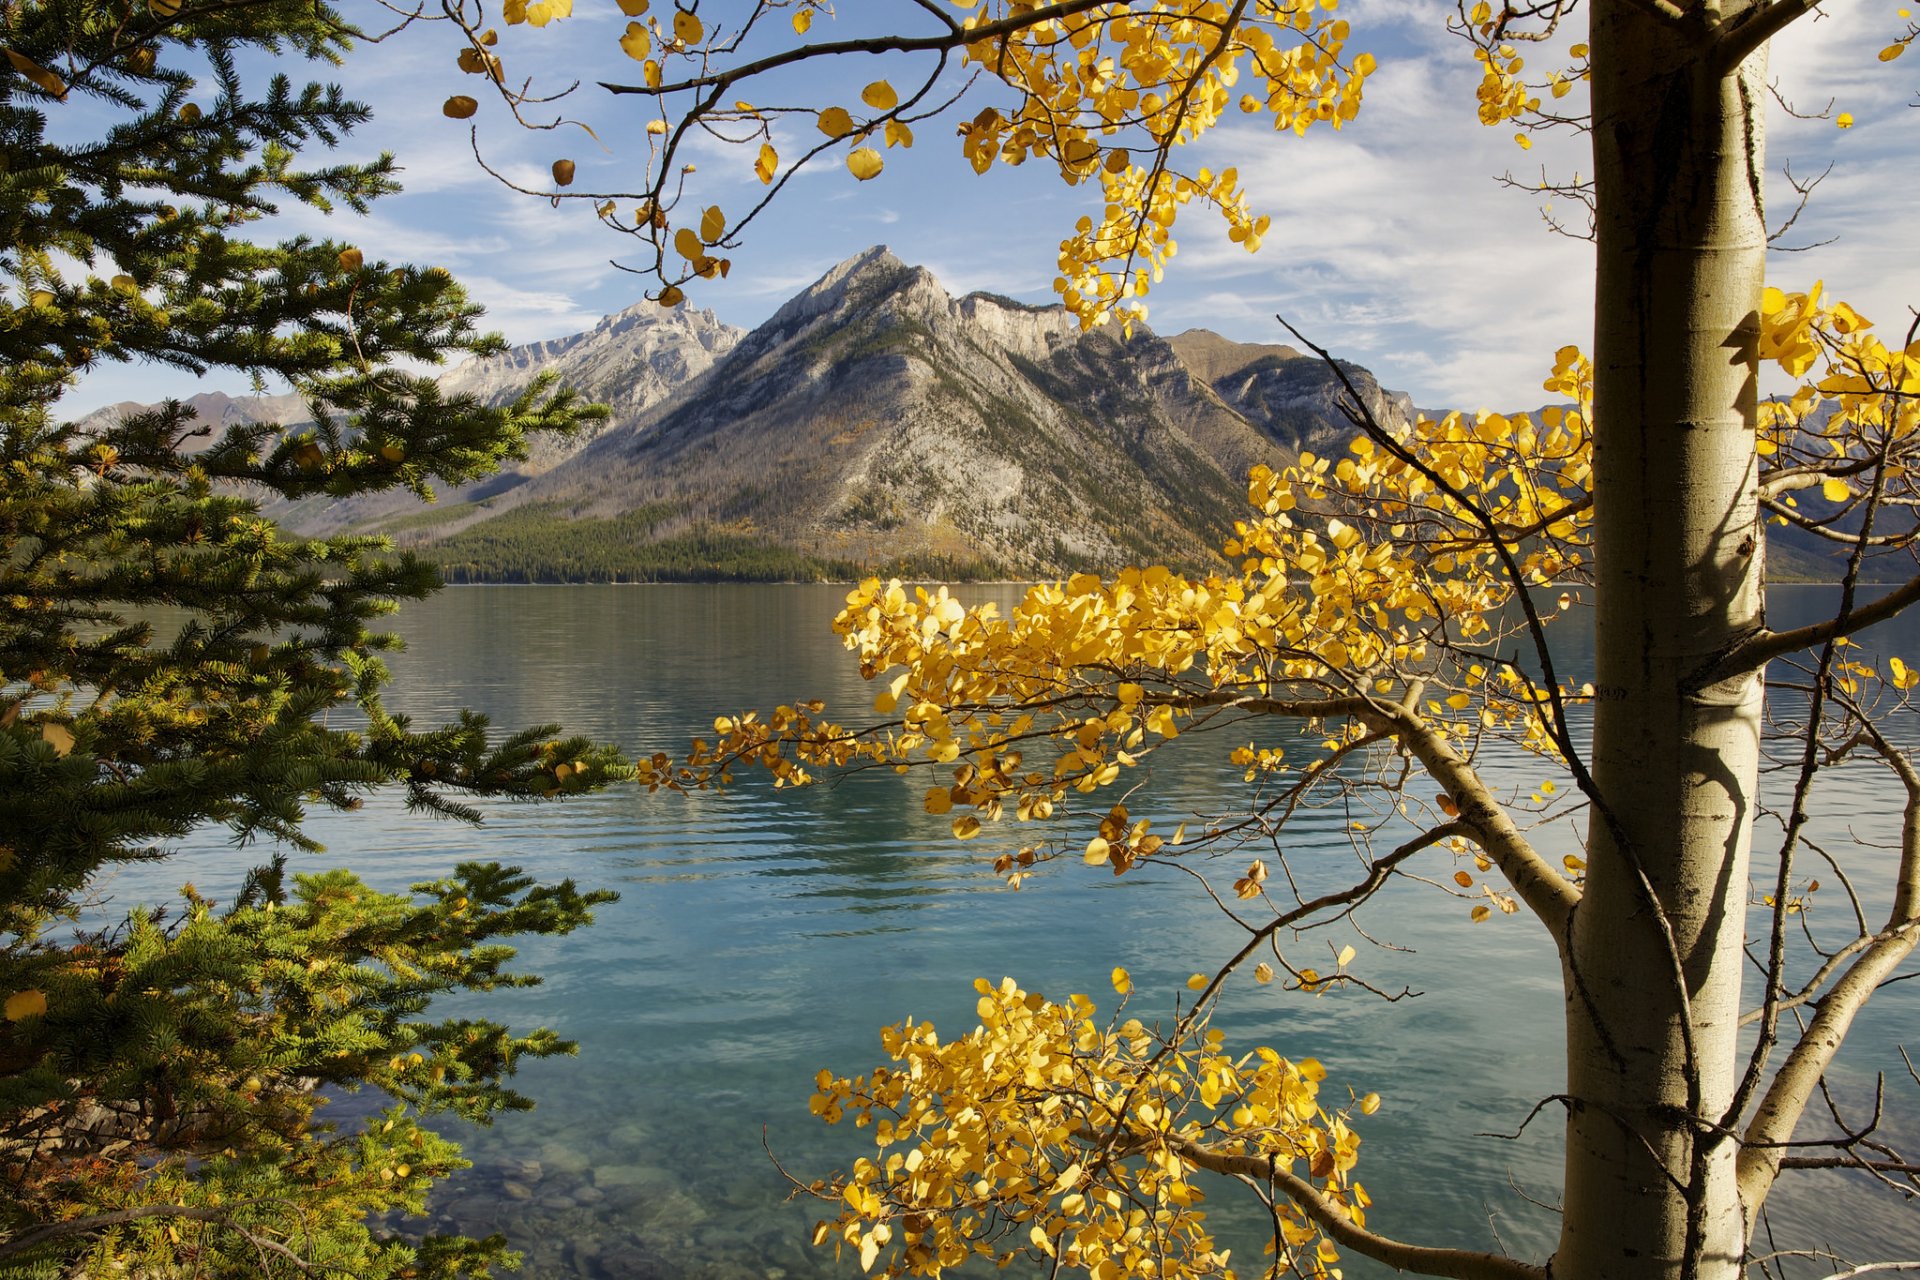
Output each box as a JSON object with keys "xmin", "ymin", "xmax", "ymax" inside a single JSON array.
[{"xmin": 135, "ymin": 584, "xmax": 1919, "ymax": 1277}]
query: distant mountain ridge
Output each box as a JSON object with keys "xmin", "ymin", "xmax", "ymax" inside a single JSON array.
[{"xmin": 86, "ymin": 248, "xmax": 1425, "ymax": 582}]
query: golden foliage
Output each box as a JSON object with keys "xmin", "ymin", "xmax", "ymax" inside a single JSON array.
[{"xmin": 801, "ymin": 976, "xmax": 1370, "ymax": 1279}]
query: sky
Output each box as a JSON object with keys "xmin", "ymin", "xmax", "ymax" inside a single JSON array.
[{"xmin": 69, "ymin": 0, "xmax": 1920, "ymax": 417}]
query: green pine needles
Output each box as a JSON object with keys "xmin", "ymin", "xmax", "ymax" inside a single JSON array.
[{"xmin": 0, "ymin": 2, "xmax": 625, "ymax": 1274}]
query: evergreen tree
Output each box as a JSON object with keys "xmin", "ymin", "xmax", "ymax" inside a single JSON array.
[{"xmin": 0, "ymin": 1, "xmax": 625, "ymax": 1273}]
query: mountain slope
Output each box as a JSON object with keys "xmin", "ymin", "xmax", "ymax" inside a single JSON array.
[
  {"xmin": 268, "ymin": 303, "xmax": 745, "ymax": 538},
  {"xmin": 420, "ymin": 247, "xmax": 1329, "ymax": 579},
  {"xmin": 80, "ymin": 248, "xmax": 1430, "ymax": 582}
]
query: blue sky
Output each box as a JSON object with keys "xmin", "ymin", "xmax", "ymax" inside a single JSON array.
[{"xmin": 71, "ymin": 0, "xmax": 1920, "ymax": 416}]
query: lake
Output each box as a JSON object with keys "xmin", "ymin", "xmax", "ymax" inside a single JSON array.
[{"xmin": 138, "ymin": 584, "xmax": 1918, "ymax": 1278}]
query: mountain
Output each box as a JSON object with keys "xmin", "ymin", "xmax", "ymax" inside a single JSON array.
[
  {"xmin": 80, "ymin": 248, "xmax": 1422, "ymax": 582},
  {"xmin": 373, "ymin": 248, "xmax": 1420, "ymax": 581},
  {"xmin": 267, "ymin": 301, "xmax": 744, "ymax": 538},
  {"xmin": 1165, "ymin": 329, "xmax": 1415, "ymax": 456}
]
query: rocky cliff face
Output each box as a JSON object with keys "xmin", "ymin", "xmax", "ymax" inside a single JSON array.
[
  {"xmin": 1166, "ymin": 328, "xmax": 1415, "ymax": 455},
  {"xmin": 435, "ymin": 301, "xmax": 741, "ymax": 450}
]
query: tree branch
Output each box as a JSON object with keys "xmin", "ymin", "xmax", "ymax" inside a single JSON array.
[
  {"xmin": 1696, "ymin": 571, "xmax": 1920, "ymax": 684},
  {"xmin": 1169, "ymin": 688, "xmax": 1580, "ymax": 939},
  {"xmin": 1736, "ymin": 725, "xmax": 1920, "ymax": 1215},
  {"xmin": 1711, "ymin": 0, "xmax": 1827, "ymax": 75},
  {"xmin": 1165, "ymin": 1136, "xmax": 1547, "ymax": 1280},
  {"xmin": 599, "ymin": 0, "xmax": 1118, "ymax": 96}
]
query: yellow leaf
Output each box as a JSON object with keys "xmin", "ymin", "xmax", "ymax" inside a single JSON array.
[
  {"xmin": 1822, "ymin": 477, "xmax": 1851, "ymax": 503},
  {"xmin": 40, "ymin": 723, "xmax": 74, "ymax": 756},
  {"xmin": 1471, "ymin": 904, "xmax": 1492, "ymax": 923},
  {"xmin": 755, "ymin": 142, "xmax": 778, "ymax": 184},
  {"xmin": 1359, "ymin": 1091, "xmax": 1381, "ymax": 1115},
  {"xmin": 951, "ymin": 814, "xmax": 981, "ymax": 840},
  {"xmin": 861, "ymin": 80, "xmax": 898, "ymax": 111},
  {"xmin": 1254, "ymin": 962, "xmax": 1274, "ymax": 984},
  {"xmin": 1336, "ymin": 944, "xmax": 1357, "ymax": 967},
  {"xmin": 1453, "ymin": 870, "xmax": 1473, "ymax": 887},
  {"xmin": 4, "ymin": 48, "xmax": 67, "ymax": 99},
  {"xmin": 4, "ymin": 989, "xmax": 47, "ymax": 1021},
  {"xmin": 924, "ymin": 788, "xmax": 953, "ymax": 815},
  {"xmin": 443, "ymin": 95, "xmax": 479, "ymax": 118},
  {"xmin": 646, "ymin": 118, "xmax": 667, "ymax": 135},
  {"xmin": 1836, "ymin": 112, "xmax": 1854, "ymax": 128},
  {"xmin": 792, "ymin": 7, "xmax": 812, "ymax": 33},
  {"xmin": 700, "ymin": 204, "xmax": 726, "ymax": 243},
  {"xmin": 673, "ymin": 9, "xmax": 703, "ymax": 42},
  {"xmin": 1082, "ymin": 836, "xmax": 1110, "ymax": 865},
  {"xmin": 817, "ymin": 105, "xmax": 853, "ymax": 137},
  {"xmin": 552, "ymin": 158, "xmax": 576, "ymax": 186},
  {"xmin": 616, "ymin": 0, "xmax": 649, "ymax": 12},
  {"xmin": 1186, "ymin": 973, "xmax": 1207, "ymax": 990},
  {"xmin": 846, "ymin": 147, "xmax": 883, "ymax": 181},
  {"xmin": 656, "ymin": 285, "xmax": 685, "ymax": 307},
  {"xmin": 619, "ymin": 21, "xmax": 652, "ymax": 59},
  {"xmin": 673, "ymin": 226, "xmax": 704, "ymax": 261},
  {"xmin": 1110, "ymin": 966, "xmax": 1131, "ymax": 995},
  {"xmin": 336, "ymin": 247, "xmax": 364, "ymax": 272},
  {"xmin": 1880, "ymin": 42, "xmax": 1907, "ymax": 61},
  {"xmin": 884, "ymin": 119, "xmax": 913, "ymax": 148}
]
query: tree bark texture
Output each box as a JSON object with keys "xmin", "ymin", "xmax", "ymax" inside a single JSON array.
[{"xmin": 1568, "ymin": 4, "xmax": 1769, "ymax": 1277}]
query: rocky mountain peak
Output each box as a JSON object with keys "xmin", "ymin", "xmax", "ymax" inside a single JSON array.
[{"xmin": 765, "ymin": 245, "xmax": 917, "ymax": 330}]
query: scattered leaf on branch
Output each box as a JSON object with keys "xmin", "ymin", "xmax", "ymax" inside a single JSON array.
[
  {"xmin": 443, "ymin": 95, "xmax": 479, "ymax": 118},
  {"xmin": 4, "ymin": 48, "xmax": 67, "ymax": 98},
  {"xmin": 817, "ymin": 105, "xmax": 853, "ymax": 137},
  {"xmin": 846, "ymin": 146, "xmax": 883, "ymax": 181},
  {"xmin": 552, "ymin": 158, "xmax": 576, "ymax": 186}
]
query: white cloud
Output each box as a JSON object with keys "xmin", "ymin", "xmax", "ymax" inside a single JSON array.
[{"xmin": 63, "ymin": 0, "xmax": 1920, "ymax": 417}]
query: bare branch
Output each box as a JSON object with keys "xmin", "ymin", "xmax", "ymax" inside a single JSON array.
[
  {"xmin": 1699, "ymin": 572, "xmax": 1920, "ymax": 683},
  {"xmin": 1736, "ymin": 724, "xmax": 1920, "ymax": 1215},
  {"xmin": 1167, "ymin": 1136, "xmax": 1547, "ymax": 1280},
  {"xmin": 599, "ymin": 0, "xmax": 1117, "ymax": 96},
  {"xmin": 1712, "ymin": 0, "xmax": 1828, "ymax": 75}
]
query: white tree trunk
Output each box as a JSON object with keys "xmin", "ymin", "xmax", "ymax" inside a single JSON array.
[{"xmin": 1564, "ymin": 5, "xmax": 1769, "ymax": 1277}]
